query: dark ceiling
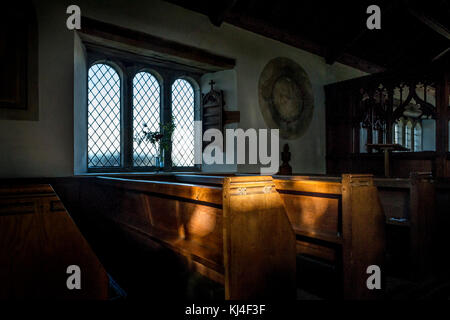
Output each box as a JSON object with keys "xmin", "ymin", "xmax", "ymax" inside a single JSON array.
[{"xmin": 164, "ymin": 0, "xmax": 450, "ymax": 73}]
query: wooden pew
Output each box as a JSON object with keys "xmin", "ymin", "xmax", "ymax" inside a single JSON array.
[
  {"xmin": 0, "ymin": 184, "xmax": 108, "ymax": 299},
  {"xmin": 273, "ymin": 174, "xmax": 386, "ymax": 299},
  {"xmin": 77, "ymin": 175, "xmax": 296, "ymax": 300},
  {"xmin": 147, "ymin": 173, "xmax": 386, "ymax": 299},
  {"xmin": 375, "ymin": 172, "xmax": 436, "ymax": 279}
]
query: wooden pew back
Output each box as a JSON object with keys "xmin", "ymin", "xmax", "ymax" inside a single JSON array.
[
  {"xmin": 79, "ymin": 175, "xmax": 296, "ymax": 300},
  {"xmin": 120, "ymin": 173, "xmax": 386, "ymax": 299}
]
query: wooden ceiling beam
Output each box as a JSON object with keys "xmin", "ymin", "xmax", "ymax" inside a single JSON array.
[
  {"xmin": 325, "ymin": 29, "xmax": 366, "ymax": 65},
  {"xmin": 326, "ymin": 3, "xmax": 398, "ymax": 66},
  {"xmin": 224, "ymin": 13, "xmax": 385, "ymax": 73},
  {"xmin": 79, "ymin": 17, "xmax": 236, "ymax": 71},
  {"xmin": 386, "ymin": 30, "xmax": 426, "ymax": 69},
  {"xmin": 208, "ymin": 0, "xmax": 238, "ymax": 27},
  {"xmin": 432, "ymin": 47, "xmax": 450, "ymax": 62},
  {"xmin": 408, "ymin": 8, "xmax": 450, "ymax": 41}
]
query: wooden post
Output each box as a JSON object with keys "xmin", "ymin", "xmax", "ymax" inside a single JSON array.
[
  {"xmin": 386, "ymin": 86, "xmax": 394, "ymax": 144},
  {"xmin": 409, "ymin": 172, "xmax": 436, "ymax": 279},
  {"xmin": 341, "ymin": 174, "xmax": 385, "ymax": 299},
  {"xmin": 435, "ymin": 73, "xmax": 449, "ymax": 177},
  {"xmin": 384, "ymin": 149, "xmax": 390, "ymax": 177}
]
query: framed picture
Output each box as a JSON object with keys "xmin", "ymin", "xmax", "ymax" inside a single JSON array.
[{"xmin": 0, "ymin": 2, "xmax": 38, "ymax": 121}]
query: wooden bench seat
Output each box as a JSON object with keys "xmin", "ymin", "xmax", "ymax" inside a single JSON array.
[
  {"xmin": 76, "ymin": 175, "xmax": 296, "ymax": 300},
  {"xmin": 106, "ymin": 173, "xmax": 385, "ymax": 299},
  {"xmin": 0, "ymin": 184, "xmax": 108, "ymax": 299}
]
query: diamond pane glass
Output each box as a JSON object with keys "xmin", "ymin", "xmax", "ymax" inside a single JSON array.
[
  {"xmin": 133, "ymin": 72, "xmax": 161, "ymax": 167},
  {"xmin": 414, "ymin": 124, "xmax": 422, "ymax": 152},
  {"xmin": 405, "ymin": 122, "xmax": 412, "ymax": 150},
  {"xmin": 88, "ymin": 63, "xmax": 121, "ymax": 168},
  {"xmin": 394, "ymin": 122, "xmax": 403, "ymax": 145},
  {"xmin": 171, "ymin": 79, "xmax": 195, "ymax": 167}
]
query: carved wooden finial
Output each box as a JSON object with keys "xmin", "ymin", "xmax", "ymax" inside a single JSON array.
[
  {"xmin": 278, "ymin": 143, "xmax": 292, "ymax": 175},
  {"xmin": 209, "ymin": 80, "xmax": 216, "ymax": 90}
]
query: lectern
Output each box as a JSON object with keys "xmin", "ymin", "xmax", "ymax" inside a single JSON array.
[{"xmin": 366, "ymin": 143, "xmax": 409, "ymax": 177}]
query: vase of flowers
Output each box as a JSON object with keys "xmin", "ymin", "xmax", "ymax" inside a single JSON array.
[{"xmin": 134, "ymin": 119, "xmax": 176, "ymax": 171}]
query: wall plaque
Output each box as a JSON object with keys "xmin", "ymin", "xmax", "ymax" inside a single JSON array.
[{"xmin": 258, "ymin": 57, "xmax": 314, "ymax": 139}]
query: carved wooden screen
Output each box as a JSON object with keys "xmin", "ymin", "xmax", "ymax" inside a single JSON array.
[
  {"xmin": 356, "ymin": 78, "xmax": 437, "ymax": 153},
  {"xmin": 325, "ymin": 65, "xmax": 449, "ymax": 177}
]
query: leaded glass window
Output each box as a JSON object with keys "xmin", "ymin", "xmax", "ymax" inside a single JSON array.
[
  {"xmin": 360, "ymin": 126, "xmax": 368, "ymax": 153},
  {"xmin": 405, "ymin": 121, "xmax": 412, "ymax": 150},
  {"xmin": 394, "ymin": 121, "xmax": 403, "ymax": 145},
  {"xmin": 85, "ymin": 51, "xmax": 200, "ymax": 172},
  {"xmin": 372, "ymin": 129, "xmax": 379, "ymax": 144},
  {"xmin": 414, "ymin": 123, "xmax": 422, "ymax": 152},
  {"xmin": 88, "ymin": 63, "xmax": 121, "ymax": 168},
  {"xmin": 171, "ymin": 79, "xmax": 195, "ymax": 167},
  {"xmin": 133, "ymin": 72, "xmax": 161, "ymax": 167}
]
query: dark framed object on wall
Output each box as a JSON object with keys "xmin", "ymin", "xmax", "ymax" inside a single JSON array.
[
  {"xmin": 201, "ymin": 80, "xmax": 240, "ymax": 151},
  {"xmin": 201, "ymin": 80, "xmax": 224, "ymax": 150},
  {"xmin": 0, "ymin": 2, "xmax": 39, "ymax": 121}
]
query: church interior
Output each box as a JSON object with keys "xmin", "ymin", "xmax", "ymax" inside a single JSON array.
[{"xmin": 0, "ymin": 0, "xmax": 449, "ymax": 301}]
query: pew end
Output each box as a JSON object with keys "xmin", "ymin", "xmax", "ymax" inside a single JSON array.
[
  {"xmin": 376, "ymin": 172, "xmax": 436, "ymax": 280},
  {"xmin": 275, "ymin": 173, "xmax": 386, "ymax": 299},
  {"xmin": 222, "ymin": 176, "xmax": 296, "ymax": 300},
  {"xmin": 341, "ymin": 174, "xmax": 386, "ymax": 299}
]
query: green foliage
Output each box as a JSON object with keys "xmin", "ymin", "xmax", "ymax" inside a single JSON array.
[{"xmin": 134, "ymin": 118, "xmax": 176, "ymax": 154}]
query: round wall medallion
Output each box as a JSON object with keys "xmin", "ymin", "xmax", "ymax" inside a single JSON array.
[{"xmin": 258, "ymin": 57, "xmax": 314, "ymax": 139}]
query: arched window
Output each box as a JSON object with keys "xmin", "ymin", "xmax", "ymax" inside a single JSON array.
[
  {"xmin": 83, "ymin": 51, "xmax": 202, "ymax": 172},
  {"xmin": 394, "ymin": 121, "xmax": 403, "ymax": 145},
  {"xmin": 133, "ymin": 71, "xmax": 161, "ymax": 167},
  {"xmin": 359, "ymin": 125, "xmax": 368, "ymax": 153},
  {"xmin": 171, "ymin": 79, "xmax": 195, "ymax": 167},
  {"xmin": 405, "ymin": 121, "xmax": 413, "ymax": 151},
  {"xmin": 372, "ymin": 129, "xmax": 379, "ymax": 145},
  {"xmin": 414, "ymin": 123, "xmax": 422, "ymax": 152},
  {"xmin": 88, "ymin": 63, "xmax": 121, "ymax": 168}
]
